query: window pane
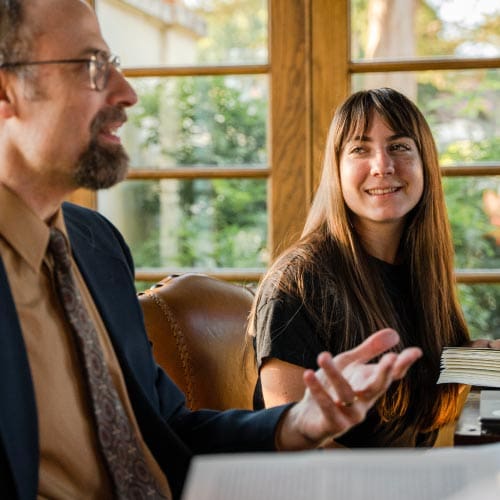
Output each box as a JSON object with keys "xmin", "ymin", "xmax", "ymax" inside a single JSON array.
[
  {"xmin": 351, "ymin": 0, "xmax": 499, "ymax": 60},
  {"xmin": 122, "ymin": 75, "xmax": 268, "ymax": 168},
  {"xmin": 444, "ymin": 176, "xmax": 500, "ymax": 270},
  {"xmin": 98, "ymin": 179, "xmax": 268, "ymax": 268},
  {"xmin": 96, "ymin": 0, "xmax": 268, "ymax": 66},
  {"xmin": 352, "ymin": 69, "xmax": 499, "ymax": 161},
  {"xmin": 459, "ymin": 284, "xmax": 500, "ymax": 339}
]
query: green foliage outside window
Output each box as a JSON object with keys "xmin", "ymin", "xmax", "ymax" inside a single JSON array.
[
  {"xmin": 127, "ymin": 74, "xmax": 268, "ymax": 271},
  {"xmin": 442, "ymin": 137, "xmax": 500, "ymax": 339}
]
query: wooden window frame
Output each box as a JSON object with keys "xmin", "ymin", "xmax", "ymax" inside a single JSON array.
[{"xmin": 80, "ymin": 0, "xmax": 500, "ymax": 285}]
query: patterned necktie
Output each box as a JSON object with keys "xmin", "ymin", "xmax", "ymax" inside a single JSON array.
[{"xmin": 48, "ymin": 228, "xmax": 169, "ymax": 499}]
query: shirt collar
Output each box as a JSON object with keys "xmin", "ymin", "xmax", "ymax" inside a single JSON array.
[{"xmin": 0, "ymin": 184, "xmax": 70, "ymax": 272}]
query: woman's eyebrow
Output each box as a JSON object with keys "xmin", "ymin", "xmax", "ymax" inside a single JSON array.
[{"xmin": 351, "ymin": 133, "xmax": 409, "ymax": 142}]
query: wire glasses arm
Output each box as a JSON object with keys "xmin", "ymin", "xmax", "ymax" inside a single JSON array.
[{"xmin": 0, "ymin": 58, "xmax": 91, "ymax": 69}]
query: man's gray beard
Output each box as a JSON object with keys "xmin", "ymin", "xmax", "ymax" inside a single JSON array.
[{"xmin": 73, "ymin": 107, "xmax": 130, "ymax": 190}]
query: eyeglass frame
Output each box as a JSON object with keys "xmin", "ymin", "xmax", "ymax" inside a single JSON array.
[{"xmin": 0, "ymin": 50, "xmax": 120, "ymax": 91}]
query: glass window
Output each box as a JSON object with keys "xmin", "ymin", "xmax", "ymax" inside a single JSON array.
[
  {"xmin": 123, "ymin": 75, "xmax": 269, "ymax": 169},
  {"xmin": 351, "ymin": 0, "xmax": 500, "ymax": 61},
  {"xmin": 95, "ymin": 0, "xmax": 268, "ymax": 67},
  {"xmin": 459, "ymin": 284, "xmax": 500, "ymax": 339},
  {"xmin": 443, "ymin": 176, "xmax": 500, "ymax": 270},
  {"xmin": 98, "ymin": 179, "xmax": 268, "ymax": 269}
]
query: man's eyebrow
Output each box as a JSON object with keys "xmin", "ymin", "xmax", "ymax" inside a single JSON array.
[{"xmin": 81, "ymin": 47, "xmax": 109, "ymax": 57}]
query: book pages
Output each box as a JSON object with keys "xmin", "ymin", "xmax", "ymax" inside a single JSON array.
[
  {"xmin": 182, "ymin": 444, "xmax": 500, "ymax": 500},
  {"xmin": 438, "ymin": 347, "xmax": 500, "ymax": 387}
]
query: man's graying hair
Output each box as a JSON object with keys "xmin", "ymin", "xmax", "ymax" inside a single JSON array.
[{"xmin": 0, "ymin": 0, "xmax": 29, "ymax": 66}]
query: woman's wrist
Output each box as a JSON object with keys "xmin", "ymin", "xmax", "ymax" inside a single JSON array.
[{"xmin": 274, "ymin": 404, "xmax": 325, "ymax": 451}]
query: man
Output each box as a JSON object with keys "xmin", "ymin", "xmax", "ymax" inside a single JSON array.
[{"xmin": 0, "ymin": 1, "xmax": 423, "ymax": 498}]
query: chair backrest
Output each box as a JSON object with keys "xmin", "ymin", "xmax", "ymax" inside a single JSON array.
[{"xmin": 138, "ymin": 273, "xmax": 257, "ymax": 411}]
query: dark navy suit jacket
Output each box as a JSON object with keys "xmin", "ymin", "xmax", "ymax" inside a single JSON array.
[{"xmin": 0, "ymin": 202, "xmax": 285, "ymax": 500}]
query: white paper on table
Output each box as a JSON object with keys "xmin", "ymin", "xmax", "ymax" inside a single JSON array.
[{"xmin": 182, "ymin": 443, "xmax": 500, "ymax": 500}]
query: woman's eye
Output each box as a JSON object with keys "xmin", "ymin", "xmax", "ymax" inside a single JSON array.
[
  {"xmin": 390, "ymin": 143, "xmax": 411, "ymax": 152},
  {"xmin": 350, "ymin": 146, "xmax": 365, "ymax": 154}
]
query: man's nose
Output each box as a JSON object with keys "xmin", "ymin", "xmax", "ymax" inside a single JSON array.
[{"xmin": 106, "ymin": 67, "xmax": 138, "ymax": 108}]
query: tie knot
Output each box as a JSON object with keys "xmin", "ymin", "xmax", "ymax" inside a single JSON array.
[{"xmin": 49, "ymin": 228, "xmax": 71, "ymax": 270}]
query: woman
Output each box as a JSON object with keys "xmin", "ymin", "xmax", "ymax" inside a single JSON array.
[{"xmin": 249, "ymin": 87, "xmax": 470, "ymax": 447}]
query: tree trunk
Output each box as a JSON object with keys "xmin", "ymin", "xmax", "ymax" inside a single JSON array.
[{"xmin": 363, "ymin": 0, "xmax": 418, "ymax": 101}]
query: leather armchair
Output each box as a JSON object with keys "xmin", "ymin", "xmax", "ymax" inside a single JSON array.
[{"xmin": 138, "ymin": 274, "xmax": 257, "ymax": 411}]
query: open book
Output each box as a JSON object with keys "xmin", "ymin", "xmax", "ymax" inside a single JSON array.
[
  {"xmin": 437, "ymin": 347, "xmax": 500, "ymax": 387},
  {"xmin": 182, "ymin": 444, "xmax": 500, "ymax": 500}
]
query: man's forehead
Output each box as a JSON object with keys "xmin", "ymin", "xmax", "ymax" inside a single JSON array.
[
  {"xmin": 27, "ymin": 0, "xmax": 106, "ymax": 55},
  {"xmin": 27, "ymin": 0, "xmax": 93, "ymax": 18}
]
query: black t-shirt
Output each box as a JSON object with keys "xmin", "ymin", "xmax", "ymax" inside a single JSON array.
[{"xmin": 253, "ymin": 257, "xmax": 436, "ymax": 447}]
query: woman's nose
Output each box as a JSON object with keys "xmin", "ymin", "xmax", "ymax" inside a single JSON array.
[{"xmin": 370, "ymin": 150, "xmax": 395, "ymax": 176}]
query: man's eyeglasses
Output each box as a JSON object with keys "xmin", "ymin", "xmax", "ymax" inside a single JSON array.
[{"xmin": 0, "ymin": 50, "xmax": 120, "ymax": 91}]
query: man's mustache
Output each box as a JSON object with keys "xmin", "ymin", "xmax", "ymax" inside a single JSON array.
[{"xmin": 90, "ymin": 107, "xmax": 128, "ymax": 139}]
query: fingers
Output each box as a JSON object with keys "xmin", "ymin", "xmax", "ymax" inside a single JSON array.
[
  {"xmin": 315, "ymin": 349, "xmax": 397, "ymax": 406},
  {"xmin": 302, "ymin": 366, "xmax": 364, "ymax": 430},
  {"xmin": 300, "ymin": 336, "xmax": 422, "ymax": 445},
  {"xmin": 333, "ymin": 328, "xmax": 400, "ymax": 370},
  {"xmin": 488, "ymin": 339, "xmax": 500, "ymax": 349},
  {"xmin": 299, "ymin": 346, "xmax": 415, "ymax": 445},
  {"xmin": 391, "ymin": 347, "xmax": 423, "ymax": 379},
  {"xmin": 468, "ymin": 339, "xmax": 490, "ymax": 348},
  {"xmin": 352, "ymin": 351, "xmax": 398, "ymax": 400},
  {"xmin": 467, "ymin": 338, "xmax": 500, "ymax": 349},
  {"xmin": 315, "ymin": 352, "xmax": 356, "ymax": 406}
]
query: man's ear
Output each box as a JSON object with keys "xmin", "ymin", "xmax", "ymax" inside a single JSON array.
[{"xmin": 0, "ymin": 74, "xmax": 16, "ymax": 119}]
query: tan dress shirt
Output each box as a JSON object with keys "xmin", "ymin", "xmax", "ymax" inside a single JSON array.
[{"xmin": 0, "ymin": 184, "xmax": 170, "ymax": 499}]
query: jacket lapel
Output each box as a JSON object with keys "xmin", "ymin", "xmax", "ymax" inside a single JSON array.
[{"xmin": 64, "ymin": 210, "xmax": 156, "ymax": 395}]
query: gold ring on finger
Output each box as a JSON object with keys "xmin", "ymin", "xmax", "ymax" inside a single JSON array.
[{"xmin": 339, "ymin": 396, "xmax": 359, "ymax": 408}]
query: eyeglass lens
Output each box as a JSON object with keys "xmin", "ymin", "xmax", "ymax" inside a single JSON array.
[{"xmin": 91, "ymin": 52, "xmax": 120, "ymax": 91}]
